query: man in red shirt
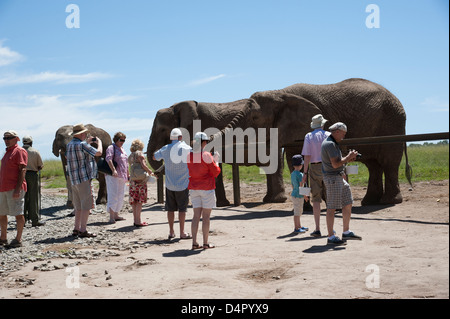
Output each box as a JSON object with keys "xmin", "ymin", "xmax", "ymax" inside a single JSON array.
[
  {"xmin": 187, "ymin": 132, "xmax": 221, "ymax": 250},
  {"xmin": 0, "ymin": 130, "xmax": 28, "ymax": 248}
]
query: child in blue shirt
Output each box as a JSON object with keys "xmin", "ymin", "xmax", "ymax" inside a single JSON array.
[{"xmin": 291, "ymin": 155, "xmax": 309, "ymax": 233}]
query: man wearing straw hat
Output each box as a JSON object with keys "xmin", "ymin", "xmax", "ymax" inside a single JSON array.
[
  {"xmin": 301, "ymin": 114, "xmax": 330, "ymax": 237},
  {"xmin": 66, "ymin": 124, "xmax": 102, "ymax": 238},
  {"xmin": 321, "ymin": 122, "xmax": 362, "ymax": 245}
]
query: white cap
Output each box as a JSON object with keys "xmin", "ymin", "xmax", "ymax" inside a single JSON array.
[
  {"xmin": 329, "ymin": 122, "xmax": 347, "ymax": 132},
  {"xmin": 194, "ymin": 132, "xmax": 209, "ymax": 141},
  {"xmin": 170, "ymin": 128, "xmax": 182, "ymax": 140}
]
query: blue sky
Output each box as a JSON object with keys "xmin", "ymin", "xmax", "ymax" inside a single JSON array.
[{"xmin": 0, "ymin": 0, "xmax": 448, "ymax": 159}]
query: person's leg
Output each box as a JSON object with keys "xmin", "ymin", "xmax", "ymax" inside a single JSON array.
[
  {"xmin": 326, "ymin": 209, "xmax": 335, "ymax": 237},
  {"xmin": 15, "ymin": 215, "xmax": 25, "ymax": 242},
  {"xmin": 79, "ymin": 210, "xmax": 90, "ymax": 233},
  {"xmin": 168, "ymin": 211, "xmax": 175, "ymax": 236},
  {"xmin": 134, "ymin": 203, "xmax": 143, "ymax": 225},
  {"xmin": 342, "ymin": 203, "xmax": 352, "ymax": 233},
  {"xmin": 179, "ymin": 211, "xmax": 190, "ymax": 238},
  {"xmin": 201, "ymin": 208, "xmax": 212, "ymax": 247},
  {"xmin": 313, "ymin": 202, "xmax": 321, "ymax": 231},
  {"xmin": 191, "ymin": 207, "xmax": 202, "ymax": 248},
  {"xmin": 0, "ymin": 215, "xmax": 7, "ymax": 241}
]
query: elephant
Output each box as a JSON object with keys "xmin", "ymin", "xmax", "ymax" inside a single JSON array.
[
  {"xmin": 245, "ymin": 78, "xmax": 408, "ymax": 205},
  {"xmin": 147, "ymin": 99, "xmax": 263, "ymax": 207},
  {"xmin": 52, "ymin": 124, "xmax": 112, "ymax": 207}
]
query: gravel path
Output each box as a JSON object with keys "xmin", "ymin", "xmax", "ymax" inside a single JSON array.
[{"xmin": 0, "ymin": 194, "xmax": 136, "ymax": 275}]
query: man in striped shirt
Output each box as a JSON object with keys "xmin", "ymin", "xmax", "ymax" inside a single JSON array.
[{"xmin": 66, "ymin": 124, "xmax": 102, "ymax": 238}]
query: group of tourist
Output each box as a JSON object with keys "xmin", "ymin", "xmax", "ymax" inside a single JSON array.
[
  {"xmin": 291, "ymin": 115, "xmax": 362, "ymax": 246},
  {"xmin": 1, "ymin": 115, "xmax": 361, "ymax": 249}
]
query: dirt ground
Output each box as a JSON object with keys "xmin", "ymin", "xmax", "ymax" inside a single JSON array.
[{"xmin": 0, "ymin": 179, "xmax": 448, "ymax": 299}]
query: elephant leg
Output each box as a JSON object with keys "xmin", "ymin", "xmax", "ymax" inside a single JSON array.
[
  {"xmin": 361, "ymin": 159, "xmax": 383, "ymax": 205},
  {"xmin": 96, "ymin": 173, "xmax": 108, "ymax": 205},
  {"xmin": 263, "ymin": 149, "xmax": 287, "ymax": 203},
  {"xmin": 380, "ymin": 147, "xmax": 403, "ymax": 204},
  {"xmin": 380, "ymin": 166, "xmax": 403, "ymax": 204},
  {"xmin": 215, "ymin": 166, "xmax": 230, "ymax": 207},
  {"xmin": 62, "ymin": 159, "xmax": 74, "ymax": 208}
]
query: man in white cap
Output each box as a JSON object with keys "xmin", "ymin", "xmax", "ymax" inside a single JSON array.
[
  {"xmin": 321, "ymin": 122, "xmax": 362, "ymax": 245},
  {"xmin": 153, "ymin": 128, "xmax": 192, "ymax": 240},
  {"xmin": 0, "ymin": 130, "xmax": 28, "ymax": 248},
  {"xmin": 301, "ymin": 114, "xmax": 330, "ymax": 237}
]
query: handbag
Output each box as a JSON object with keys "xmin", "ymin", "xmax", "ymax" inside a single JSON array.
[
  {"xmin": 97, "ymin": 158, "xmax": 117, "ymax": 175},
  {"xmin": 97, "ymin": 146, "xmax": 118, "ymax": 175},
  {"xmin": 130, "ymin": 161, "xmax": 149, "ymax": 181}
]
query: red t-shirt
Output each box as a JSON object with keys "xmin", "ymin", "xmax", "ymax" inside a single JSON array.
[
  {"xmin": 0, "ymin": 144, "xmax": 28, "ymax": 192},
  {"xmin": 187, "ymin": 151, "xmax": 221, "ymax": 190}
]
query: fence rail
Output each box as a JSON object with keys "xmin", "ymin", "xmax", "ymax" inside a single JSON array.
[{"xmin": 155, "ymin": 132, "xmax": 449, "ymax": 206}]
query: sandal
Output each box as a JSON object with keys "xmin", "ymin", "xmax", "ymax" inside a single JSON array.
[
  {"xmin": 72, "ymin": 229, "xmax": 80, "ymax": 237},
  {"xmin": 168, "ymin": 233, "xmax": 176, "ymax": 240},
  {"xmin": 191, "ymin": 243, "xmax": 202, "ymax": 250},
  {"xmin": 180, "ymin": 233, "xmax": 192, "ymax": 240},
  {"xmin": 0, "ymin": 239, "xmax": 8, "ymax": 246},
  {"xmin": 78, "ymin": 231, "xmax": 97, "ymax": 238},
  {"xmin": 7, "ymin": 239, "xmax": 22, "ymax": 248},
  {"xmin": 203, "ymin": 243, "xmax": 215, "ymax": 249}
]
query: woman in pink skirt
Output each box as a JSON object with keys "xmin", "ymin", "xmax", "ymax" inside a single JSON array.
[{"xmin": 128, "ymin": 139, "xmax": 153, "ymax": 227}]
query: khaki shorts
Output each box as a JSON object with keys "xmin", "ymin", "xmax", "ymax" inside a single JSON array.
[
  {"xmin": 72, "ymin": 180, "xmax": 94, "ymax": 211},
  {"xmin": 309, "ymin": 163, "xmax": 325, "ymax": 203},
  {"xmin": 0, "ymin": 190, "xmax": 25, "ymax": 216},
  {"xmin": 291, "ymin": 196, "xmax": 304, "ymax": 217}
]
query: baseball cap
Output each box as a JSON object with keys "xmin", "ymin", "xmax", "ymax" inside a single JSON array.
[
  {"xmin": 292, "ymin": 154, "xmax": 304, "ymax": 166},
  {"xmin": 170, "ymin": 128, "xmax": 182, "ymax": 140},
  {"xmin": 194, "ymin": 132, "xmax": 209, "ymax": 141}
]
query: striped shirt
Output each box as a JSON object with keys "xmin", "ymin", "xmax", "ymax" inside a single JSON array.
[{"xmin": 66, "ymin": 138, "xmax": 99, "ymax": 185}]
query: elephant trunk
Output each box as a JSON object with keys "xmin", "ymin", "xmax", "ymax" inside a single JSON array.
[
  {"xmin": 52, "ymin": 139, "xmax": 60, "ymax": 158},
  {"xmin": 209, "ymin": 99, "xmax": 256, "ymax": 142},
  {"xmin": 147, "ymin": 135, "xmax": 163, "ymax": 171}
]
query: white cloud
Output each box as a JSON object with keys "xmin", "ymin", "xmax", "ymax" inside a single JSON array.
[
  {"xmin": 0, "ymin": 93, "xmax": 148, "ymax": 159},
  {"xmin": 421, "ymin": 97, "xmax": 449, "ymax": 112},
  {"xmin": 0, "ymin": 42, "xmax": 23, "ymax": 67},
  {"xmin": 0, "ymin": 71, "xmax": 113, "ymax": 86},
  {"xmin": 187, "ymin": 74, "xmax": 226, "ymax": 87}
]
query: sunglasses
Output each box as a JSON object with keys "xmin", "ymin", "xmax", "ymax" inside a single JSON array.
[
  {"xmin": 3, "ymin": 136, "xmax": 16, "ymax": 141},
  {"xmin": 119, "ymin": 139, "xmax": 126, "ymax": 142}
]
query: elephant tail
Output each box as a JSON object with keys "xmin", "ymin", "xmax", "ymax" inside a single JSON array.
[{"xmin": 404, "ymin": 142, "xmax": 413, "ymax": 188}]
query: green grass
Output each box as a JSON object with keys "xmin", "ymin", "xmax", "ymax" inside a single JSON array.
[
  {"xmin": 221, "ymin": 144, "xmax": 449, "ymax": 186},
  {"xmin": 36, "ymin": 144, "xmax": 448, "ymax": 188},
  {"xmin": 41, "ymin": 160, "xmax": 66, "ymax": 188}
]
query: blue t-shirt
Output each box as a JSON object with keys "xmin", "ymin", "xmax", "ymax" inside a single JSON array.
[
  {"xmin": 291, "ymin": 170, "xmax": 304, "ymax": 198},
  {"xmin": 153, "ymin": 140, "xmax": 192, "ymax": 191}
]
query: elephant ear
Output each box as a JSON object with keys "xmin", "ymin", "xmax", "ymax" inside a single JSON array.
[
  {"xmin": 172, "ymin": 101, "xmax": 199, "ymax": 129},
  {"xmin": 272, "ymin": 93, "xmax": 322, "ymax": 144}
]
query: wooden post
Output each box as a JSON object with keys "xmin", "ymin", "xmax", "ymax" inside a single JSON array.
[
  {"xmin": 157, "ymin": 174, "xmax": 164, "ymax": 204},
  {"xmin": 232, "ymin": 163, "xmax": 240, "ymax": 206}
]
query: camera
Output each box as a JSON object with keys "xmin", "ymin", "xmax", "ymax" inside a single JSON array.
[
  {"xmin": 356, "ymin": 153, "xmax": 362, "ymax": 160},
  {"xmin": 92, "ymin": 137, "xmax": 97, "ymax": 142}
]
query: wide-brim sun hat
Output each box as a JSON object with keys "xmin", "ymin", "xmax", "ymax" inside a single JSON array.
[
  {"xmin": 71, "ymin": 123, "xmax": 89, "ymax": 136},
  {"xmin": 310, "ymin": 114, "xmax": 328, "ymax": 129}
]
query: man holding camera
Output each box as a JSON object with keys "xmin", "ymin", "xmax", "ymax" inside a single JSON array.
[
  {"xmin": 66, "ymin": 124, "xmax": 102, "ymax": 238},
  {"xmin": 321, "ymin": 122, "xmax": 362, "ymax": 245}
]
